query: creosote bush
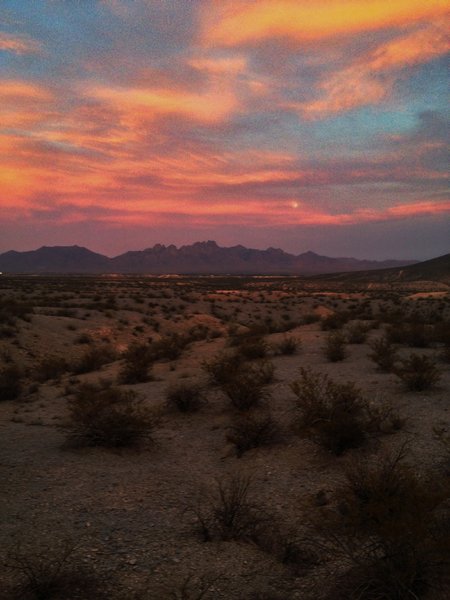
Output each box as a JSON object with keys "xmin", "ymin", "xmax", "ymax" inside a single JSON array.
[
  {"xmin": 165, "ymin": 382, "xmax": 206, "ymax": 413},
  {"xmin": 227, "ymin": 412, "xmax": 281, "ymax": 457},
  {"xmin": 35, "ymin": 355, "xmax": 68, "ymax": 382},
  {"xmin": 4, "ymin": 540, "xmax": 108, "ymax": 600},
  {"xmin": 275, "ymin": 336, "xmax": 300, "ymax": 355},
  {"xmin": 72, "ymin": 345, "xmax": 117, "ymax": 375},
  {"xmin": 0, "ymin": 363, "xmax": 22, "ymax": 400},
  {"xmin": 66, "ymin": 381, "xmax": 156, "ymax": 448},
  {"xmin": 222, "ymin": 363, "xmax": 273, "ymax": 411},
  {"xmin": 320, "ymin": 447, "xmax": 450, "ymax": 599},
  {"xmin": 345, "ymin": 321, "xmax": 369, "ymax": 344},
  {"xmin": 202, "ymin": 352, "xmax": 241, "ymax": 386},
  {"xmin": 324, "ymin": 332, "xmax": 347, "ymax": 362},
  {"xmin": 118, "ymin": 342, "xmax": 153, "ymax": 384},
  {"xmin": 290, "ymin": 368, "xmax": 399, "ymax": 455},
  {"xmin": 192, "ymin": 475, "xmax": 270, "ymax": 543},
  {"xmin": 395, "ymin": 353, "xmax": 441, "ymax": 391},
  {"xmin": 369, "ymin": 335, "xmax": 398, "ymax": 372}
]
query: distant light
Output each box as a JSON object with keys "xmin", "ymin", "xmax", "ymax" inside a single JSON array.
[{"xmin": 291, "ymin": 201, "xmax": 299, "ymax": 209}]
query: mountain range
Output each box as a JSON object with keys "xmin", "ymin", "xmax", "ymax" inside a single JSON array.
[{"xmin": 0, "ymin": 241, "xmax": 417, "ymax": 275}]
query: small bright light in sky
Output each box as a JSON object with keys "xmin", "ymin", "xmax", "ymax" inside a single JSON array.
[{"xmin": 0, "ymin": 0, "xmax": 448, "ymax": 259}]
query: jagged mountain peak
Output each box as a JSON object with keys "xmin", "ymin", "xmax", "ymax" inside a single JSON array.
[{"xmin": 0, "ymin": 242, "xmax": 420, "ymax": 275}]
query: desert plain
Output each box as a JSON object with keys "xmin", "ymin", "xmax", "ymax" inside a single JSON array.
[{"xmin": 1, "ymin": 272, "xmax": 449, "ymax": 599}]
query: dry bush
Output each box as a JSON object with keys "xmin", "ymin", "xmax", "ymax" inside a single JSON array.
[
  {"xmin": 345, "ymin": 321, "xmax": 370, "ymax": 344},
  {"xmin": 235, "ymin": 336, "xmax": 269, "ymax": 360},
  {"xmin": 4, "ymin": 540, "xmax": 108, "ymax": 600},
  {"xmin": 222, "ymin": 366, "xmax": 271, "ymax": 412},
  {"xmin": 72, "ymin": 345, "xmax": 117, "ymax": 375},
  {"xmin": 395, "ymin": 353, "xmax": 441, "ymax": 391},
  {"xmin": 191, "ymin": 475, "xmax": 270, "ymax": 543},
  {"xmin": 324, "ymin": 332, "xmax": 347, "ymax": 362},
  {"xmin": 387, "ymin": 322, "xmax": 432, "ymax": 348},
  {"xmin": 321, "ymin": 312, "xmax": 349, "ymax": 331},
  {"xmin": 368, "ymin": 335, "xmax": 398, "ymax": 372},
  {"xmin": 118, "ymin": 342, "xmax": 153, "ymax": 384},
  {"xmin": 165, "ymin": 382, "xmax": 206, "ymax": 413},
  {"xmin": 290, "ymin": 369, "xmax": 399, "ymax": 455},
  {"xmin": 275, "ymin": 335, "xmax": 300, "ymax": 355},
  {"xmin": 66, "ymin": 381, "xmax": 156, "ymax": 448},
  {"xmin": 321, "ymin": 447, "xmax": 450, "ymax": 599},
  {"xmin": 434, "ymin": 425, "xmax": 450, "ymax": 469},
  {"xmin": 151, "ymin": 333, "xmax": 188, "ymax": 361},
  {"xmin": 227, "ymin": 413, "xmax": 281, "ymax": 457},
  {"xmin": 0, "ymin": 363, "xmax": 22, "ymax": 400},
  {"xmin": 202, "ymin": 352, "xmax": 241, "ymax": 386},
  {"xmin": 34, "ymin": 355, "xmax": 68, "ymax": 382}
]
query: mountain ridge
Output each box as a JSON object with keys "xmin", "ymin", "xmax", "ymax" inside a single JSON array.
[{"xmin": 0, "ymin": 241, "xmax": 419, "ymax": 275}]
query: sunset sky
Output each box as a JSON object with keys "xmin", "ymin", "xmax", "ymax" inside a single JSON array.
[{"xmin": 1, "ymin": 0, "xmax": 449, "ymax": 259}]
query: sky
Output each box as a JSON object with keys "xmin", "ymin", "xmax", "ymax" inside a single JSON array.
[{"xmin": 0, "ymin": 0, "xmax": 449, "ymax": 260}]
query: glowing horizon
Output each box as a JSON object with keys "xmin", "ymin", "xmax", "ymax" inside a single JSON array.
[{"xmin": 0, "ymin": 1, "xmax": 448, "ymax": 260}]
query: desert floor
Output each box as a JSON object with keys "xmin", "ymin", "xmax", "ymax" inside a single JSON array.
[{"xmin": 1, "ymin": 275, "xmax": 449, "ymax": 599}]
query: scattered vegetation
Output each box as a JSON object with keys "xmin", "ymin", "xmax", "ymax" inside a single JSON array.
[
  {"xmin": 324, "ymin": 332, "xmax": 347, "ymax": 362},
  {"xmin": 291, "ymin": 368, "xmax": 400, "ymax": 454},
  {"xmin": 66, "ymin": 381, "xmax": 157, "ymax": 448},
  {"xmin": 227, "ymin": 413, "xmax": 281, "ymax": 457},
  {"xmin": 165, "ymin": 382, "xmax": 206, "ymax": 413},
  {"xmin": 0, "ymin": 363, "xmax": 22, "ymax": 400},
  {"xmin": 395, "ymin": 353, "xmax": 441, "ymax": 391}
]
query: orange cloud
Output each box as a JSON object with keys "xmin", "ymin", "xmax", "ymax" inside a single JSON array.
[
  {"xmin": 296, "ymin": 23, "xmax": 450, "ymax": 117},
  {"xmin": 202, "ymin": 0, "xmax": 449, "ymax": 46},
  {"xmin": 0, "ymin": 33, "xmax": 41, "ymax": 54},
  {"xmin": 86, "ymin": 81, "xmax": 238, "ymax": 124}
]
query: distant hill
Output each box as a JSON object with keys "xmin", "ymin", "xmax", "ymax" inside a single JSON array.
[
  {"xmin": 0, "ymin": 246, "xmax": 110, "ymax": 274},
  {"xmin": 312, "ymin": 253, "xmax": 450, "ymax": 284},
  {"xmin": 0, "ymin": 241, "xmax": 416, "ymax": 275}
]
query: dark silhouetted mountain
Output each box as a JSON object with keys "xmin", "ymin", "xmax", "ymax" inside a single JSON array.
[
  {"xmin": 0, "ymin": 245, "xmax": 110, "ymax": 274},
  {"xmin": 0, "ymin": 241, "xmax": 417, "ymax": 275},
  {"xmin": 313, "ymin": 253, "xmax": 450, "ymax": 284}
]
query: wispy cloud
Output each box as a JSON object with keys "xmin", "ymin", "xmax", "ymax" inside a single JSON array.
[{"xmin": 0, "ymin": 32, "xmax": 41, "ymax": 54}]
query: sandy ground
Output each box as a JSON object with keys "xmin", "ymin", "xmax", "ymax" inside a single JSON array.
[{"xmin": 0, "ymin": 276, "xmax": 449, "ymax": 599}]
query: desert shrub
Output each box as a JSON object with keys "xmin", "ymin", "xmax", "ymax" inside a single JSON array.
[
  {"xmin": 227, "ymin": 413, "xmax": 281, "ymax": 457},
  {"xmin": 368, "ymin": 335, "xmax": 398, "ymax": 372},
  {"xmin": 345, "ymin": 321, "xmax": 369, "ymax": 344},
  {"xmin": 74, "ymin": 333, "xmax": 92, "ymax": 345},
  {"xmin": 0, "ymin": 363, "xmax": 22, "ymax": 400},
  {"xmin": 434, "ymin": 426, "xmax": 450, "ymax": 468},
  {"xmin": 300, "ymin": 313, "xmax": 320, "ymax": 325},
  {"xmin": 34, "ymin": 355, "xmax": 68, "ymax": 382},
  {"xmin": 118, "ymin": 343, "xmax": 153, "ymax": 384},
  {"xmin": 192, "ymin": 475, "xmax": 270, "ymax": 543},
  {"xmin": 324, "ymin": 332, "xmax": 347, "ymax": 362},
  {"xmin": 254, "ymin": 359, "xmax": 275, "ymax": 384},
  {"xmin": 151, "ymin": 333, "xmax": 187, "ymax": 361},
  {"xmin": 321, "ymin": 312, "xmax": 349, "ymax": 331},
  {"xmin": 386, "ymin": 322, "xmax": 432, "ymax": 348},
  {"xmin": 290, "ymin": 369, "xmax": 393, "ymax": 455},
  {"xmin": 66, "ymin": 382, "xmax": 156, "ymax": 448},
  {"xmin": 4, "ymin": 540, "xmax": 108, "ymax": 600},
  {"xmin": 0, "ymin": 297, "xmax": 33, "ymax": 325},
  {"xmin": 275, "ymin": 336, "xmax": 300, "ymax": 355},
  {"xmin": 73, "ymin": 345, "xmax": 117, "ymax": 375},
  {"xmin": 202, "ymin": 352, "xmax": 241, "ymax": 386},
  {"xmin": 322, "ymin": 448, "xmax": 450, "ymax": 599},
  {"xmin": 165, "ymin": 382, "xmax": 206, "ymax": 413},
  {"xmin": 235, "ymin": 336, "xmax": 269, "ymax": 360},
  {"xmin": 395, "ymin": 353, "xmax": 441, "ymax": 391},
  {"xmin": 222, "ymin": 365, "xmax": 272, "ymax": 411}
]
